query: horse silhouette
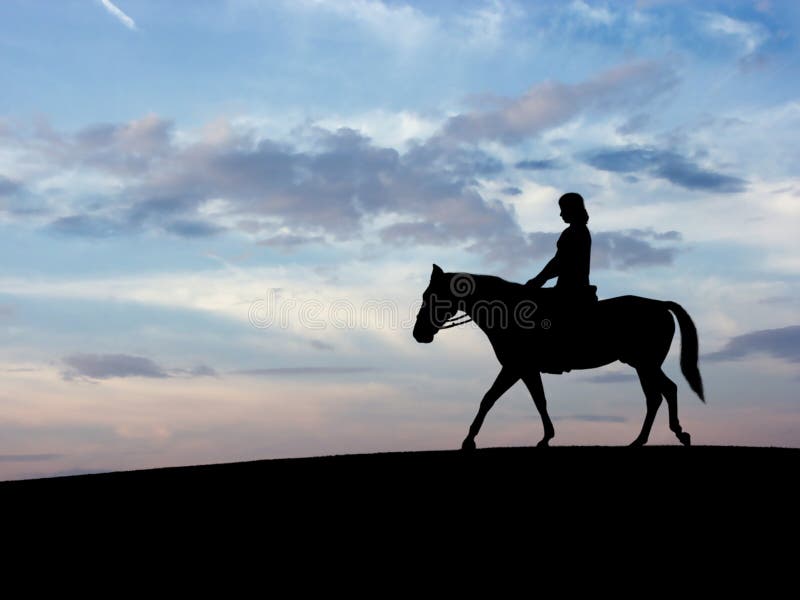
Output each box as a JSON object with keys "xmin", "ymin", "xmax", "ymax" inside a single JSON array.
[{"xmin": 412, "ymin": 264, "xmax": 705, "ymax": 449}]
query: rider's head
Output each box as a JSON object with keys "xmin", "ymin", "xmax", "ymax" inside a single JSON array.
[{"xmin": 559, "ymin": 192, "xmax": 589, "ymax": 224}]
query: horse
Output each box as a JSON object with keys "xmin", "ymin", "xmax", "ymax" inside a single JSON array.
[{"xmin": 412, "ymin": 264, "xmax": 705, "ymax": 449}]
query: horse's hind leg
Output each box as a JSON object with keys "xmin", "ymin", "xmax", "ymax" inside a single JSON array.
[
  {"xmin": 660, "ymin": 370, "xmax": 691, "ymax": 446},
  {"xmin": 522, "ymin": 373, "xmax": 555, "ymax": 447},
  {"xmin": 630, "ymin": 367, "xmax": 663, "ymax": 447}
]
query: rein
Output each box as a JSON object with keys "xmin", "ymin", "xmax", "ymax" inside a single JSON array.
[{"xmin": 440, "ymin": 313, "xmax": 473, "ymax": 329}]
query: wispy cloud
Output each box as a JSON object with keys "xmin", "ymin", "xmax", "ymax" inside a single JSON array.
[
  {"xmin": 515, "ymin": 158, "xmax": 563, "ymax": 171},
  {"xmin": 581, "ymin": 372, "xmax": 638, "ymax": 384},
  {"xmin": 582, "ymin": 146, "xmax": 747, "ymax": 193},
  {"xmin": 705, "ymin": 326, "xmax": 800, "ymax": 363},
  {"xmin": 291, "ymin": 0, "xmax": 435, "ymax": 48},
  {"xmin": 62, "ymin": 353, "xmax": 217, "ymax": 380},
  {"xmin": 63, "ymin": 353, "xmax": 167, "ymax": 380},
  {"xmin": 704, "ymin": 12, "xmax": 767, "ymax": 55},
  {"xmin": 569, "ymin": 0, "xmax": 616, "ymax": 26},
  {"xmin": 258, "ymin": 233, "xmax": 327, "ymax": 252},
  {"xmin": 99, "ymin": 0, "xmax": 137, "ymax": 31},
  {"xmin": 438, "ymin": 61, "xmax": 677, "ymax": 144},
  {"xmin": 0, "ymin": 454, "xmax": 64, "ymax": 463},
  {"xmin": 232, "ymin": 367, "xmax": 376, "ymax": 376}
]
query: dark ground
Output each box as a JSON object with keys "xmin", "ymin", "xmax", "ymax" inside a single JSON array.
[
  {"xmin": 4, "ymin": 445, "xmax": 797, "ymax": 507},
  {"xmin": 2, "ymin": 446, "xmax": 797, "ymax": 574}
]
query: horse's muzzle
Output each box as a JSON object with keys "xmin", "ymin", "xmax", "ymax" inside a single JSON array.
[{"xmin": 413, "ymin": 331, "xmax": 435, "ymax": 344}]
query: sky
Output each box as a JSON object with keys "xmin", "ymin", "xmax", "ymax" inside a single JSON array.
[{"xmin": 1, "ymin": 0, "xmax": 799, "ymax": 480}]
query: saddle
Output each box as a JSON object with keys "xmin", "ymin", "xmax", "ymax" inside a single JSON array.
[
  {"xmin": 527, "ymin": 285, "xmax": 598, "ymax": 374},
  {"xmin": 528, "ymin": 285, "xmax": 598, "ymax": 314}
]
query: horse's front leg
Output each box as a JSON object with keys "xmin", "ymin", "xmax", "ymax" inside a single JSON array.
[
  {"xmin": 462, "ymin": 367, "xmax": 519, "ymax": 451},
  {"xmin": 522, "ymin": 372, "xmax": 555, "ymax": 447}
]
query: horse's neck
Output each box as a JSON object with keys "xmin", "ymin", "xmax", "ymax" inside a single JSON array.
[
  {"xmin": 462, "ymin": 275, "xmax": 498, "ymax": 310},
  {"xmin": 462, "ymin": 275, "xmax": 519, "ymax": 329}
]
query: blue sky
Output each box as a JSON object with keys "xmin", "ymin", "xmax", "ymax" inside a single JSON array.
[{"xmin": 1, "ymin": 0, "xmax": 799, "ymax": 479}]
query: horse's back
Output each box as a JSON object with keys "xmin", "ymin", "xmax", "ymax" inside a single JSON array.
[
  {"xmin": 595, "ymin": 294, "xmax": 670, "ymax": 319},
  {"xmin": 594, "ymin": 295, "xmax": 676, "ymax": 363},
  {"xmin": 598, "ymin": 294, "xmax": 659, "ymax": 306}
]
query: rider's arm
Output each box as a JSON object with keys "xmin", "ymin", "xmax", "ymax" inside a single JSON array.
[{"xmin": 526, "ymin": 254, "xmax": 560, "ymax": 287}]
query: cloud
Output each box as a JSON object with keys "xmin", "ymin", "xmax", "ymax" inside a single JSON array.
[
  {"xmin": 521, "ymin": 229, "xmax": 679, "ymax": 271},
  {"xmin": 704, "ymin": 12, "xmax": 767, "ymax": 55},
  {"xmin": 455, "ymin": 0, "xmax": 519, "ymax": 48},
  {"xmin": 755, "ymin": 0, "xmax": 772, "ymax": 14},
  {"xmin": 62, "ymin": 353, "xmax": 223, "ymax": 380},
  {"xmin": 380, "ymin": 221, "xmax": 450, "ymax": 246},
  {"xmin": 99, "ymin": 0, "xmax": 137, "ymax": 31},
  {"xmin": 63, "ymin": 353, "xmax": 168, "ymax": 380},
  {"xmin": 705, "ymin": 326, "xmax": 800, "ymax": 363},
  {"xmin": 108, "ymin": 123, "xmax": 519, "ymax": 262},
  {"xmin": 581, "ymin": 372, "xmax": 638, "ymax": 383},
  {"xmin": 290, "ymin": 0, "xmax": 435, "ymax": 48},
  {"xmin": 0, "ymin": 175, "xmax": 21, "ymax": 196},
  {"xmin": 501, "ymin": 186, "xmax": 523, "ymax": 196},
  {"xmin": 171, "ymin": 364, "xmax": 219, "ymax": 377},
  {"xmin": 438, "ymin": 61, "xmax": 677, "ymax": 144},
  {"xmin": 625, "ymin": 228, "xmax": 682, "ymax": 242},
  {"xmin": 11, "ymin": 110, "xmax": 685, "ymax": 270},
  {"xmin": 617, "ymin": 113, "xmax": 651, "ymax": 135},
  {"xmin": 758, "ymin": 296, "xmax": 795, "ymax": 305},
  {"xmin": 515, "ymin": 158, "xmax": 563, "ymax": 171},
  {"xmin": 164, "ymin": 219, "xmax": 226, "ymax": 238},
  {"xmin": 0, "ymin": 454, "xmax": 63, "ymax": 463},
  {"xmin": 583, "ymin": 146, "xmax": 747, "ymax": 192},
  {"xmin": 17, "ymin": 114, "xmax": 172, "ymax": 180},
  {"xmin": 592, "ymin": 231, "xmax": 679, "ymax": 269},
  {"xmin": 568, "ymin": 0, "xmax": 616, "ymax": 26},
  {"xmin": 258, "ymin": 233, "xmax": 327, "ymax": 252},
  {"xmin": 232, "ymin": 367, "xmax": 376, "ymax": 376},
  {"xmin": 0, "ymin": 176, "xmax": 37, "ymax": 217},
  {"xmin": 48, "ymin": 215, "xmax": 133, "ymax": 238},
  {"xmin": 74, "ymin": 114, "xmax": 173, "ymax": 173},
  {"xmin": 309, "ymin": 340, "xmax": 335, "ymax": 351}
]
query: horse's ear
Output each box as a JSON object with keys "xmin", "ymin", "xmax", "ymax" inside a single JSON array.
[{"xmin": 432, "ymin": 264, "xmax": 444, "ymax": 279}]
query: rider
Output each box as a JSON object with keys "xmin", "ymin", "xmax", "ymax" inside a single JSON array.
[
  {"xmin": 525, "ymin": 192, "xmax": 596, "ymax": 372},
  {"xmin": 526, "ymin": 192, "xmax": 592, "ymax": 293}
]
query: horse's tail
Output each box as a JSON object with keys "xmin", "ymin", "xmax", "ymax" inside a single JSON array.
[{"xmin": 664, "ymin": 301, "xmax": 705, "ymax": 402}]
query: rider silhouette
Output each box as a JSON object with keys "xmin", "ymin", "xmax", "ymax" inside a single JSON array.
[
  {"xmin": 526, "ymin": 192, "xmax": 592, "ymax": 291},
  {"xmin": 525, "ymin": 192, "xmax": 596, "ymax": 372}
]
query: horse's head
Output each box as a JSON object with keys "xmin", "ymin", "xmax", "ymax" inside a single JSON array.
[{"xmin": 413, "ymin": 264, "xmax": 460, "ymax": 343}]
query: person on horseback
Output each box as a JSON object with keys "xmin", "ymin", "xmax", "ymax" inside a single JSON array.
[
  {"xmin": 525, "ymin": 192, "xmax": 597, "ymax": 372},
  {"xmin": 525, "ymin": 192, "xmax": 593, "ymax": 293}
]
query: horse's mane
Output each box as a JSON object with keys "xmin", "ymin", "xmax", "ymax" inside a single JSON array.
[{"xmin": 459, "ymin": 273, "xmax": 525, "ymax": 294}]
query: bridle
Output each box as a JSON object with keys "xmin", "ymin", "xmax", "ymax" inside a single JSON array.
[{"xmin": 440, "ymin": 313, "xmax": 473, "ymax": 329}]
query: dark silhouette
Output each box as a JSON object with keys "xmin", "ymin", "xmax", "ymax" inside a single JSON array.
[
  {"xmin": 5, "ymin": 448, "xmax": 797, "ymax": 540},
  {"xmin": 525, "ymin": 193, "xmax": 598, "ymax": 370},
  {"xmin": 526, "ymin": 192, "xmax": 591, "ymax": 291},
  {"xmin": 412, "ymin": 265, "xmax": 705, "ymax": 449}
]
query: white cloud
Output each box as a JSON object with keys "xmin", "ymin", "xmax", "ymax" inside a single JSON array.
[
  {"xmin": 569, "ymin": 1, "xmax": 616, "ymax": 26},
  {"xmin": 99, "ymin": 0, "xmax": 137, "ymax": 31},
  {"xmin": 312, "ymin": 109, "xmax": 441, "ymax": 149},
  {"xmin": 456, "ymin": 0, "xmax": 521, "ymax": 48},
  {"xmin": 291, "ymin": 0, "xmax": 436, "ymax": 48},
  {"xmin": 704, "ymin": 12, "xmax": 767, "ymax": 55}
]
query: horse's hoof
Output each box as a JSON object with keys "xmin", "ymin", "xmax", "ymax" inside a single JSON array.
[
  {"xmin": 629, "ymin": 438, "xmax": 646, "ymax": 447},
  {"xmin": 461, "ymin": 438, "xmax": 476, "ymax": 452},
  {"xmin": 536, "ymin": 439, "xmax": 550, "ymax": 448},
  {"xmin": 678, "ymin": 432, "xmax": 691, "ymax": 446}
]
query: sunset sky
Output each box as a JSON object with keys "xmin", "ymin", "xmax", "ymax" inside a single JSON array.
[{"xmin": 1, "ymin": 0, "xmax": 798, "ymax": 480}]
